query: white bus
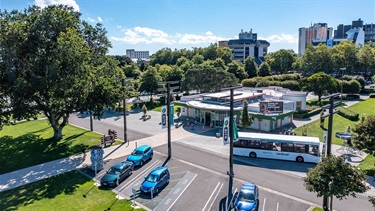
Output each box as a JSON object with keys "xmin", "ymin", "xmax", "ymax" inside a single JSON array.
[{"xmin": 233, "ymin": 132, "xmax": 322, "ymax": 163}]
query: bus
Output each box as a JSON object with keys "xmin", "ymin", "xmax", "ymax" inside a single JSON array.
[{"xmin": 233, "ymin": 132, "xmax": 322, "ymax": 163}]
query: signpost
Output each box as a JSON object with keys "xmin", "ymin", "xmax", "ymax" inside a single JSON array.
[
  {"xmin": 161, "ymin": 106, "xmax": 167, "ymax": 129},
  {"xmin": 223, "ymin": 117, "xmax": 229, "ymax": 145},
  {"xmin": 322, "ymin": 131, "xmax": 327, "ymax": 156}
]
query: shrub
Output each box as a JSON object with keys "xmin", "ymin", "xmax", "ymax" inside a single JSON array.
[
  {"xmin": 256, "ymin": 79, "xmax": 270, "ymax": 87},
  {"xmin": 293, "ymin": 108, "xmax": 322, "ymax": 119},
  {"xmin": 336, "ymin": 106, "xmax": 359, "ymax": 121},
  {"xmin": 242, "ymin": 78, "xmax": 257, "ymax": 87},
  {"xmin": 281, "ymin": 80, "xmax": 300, "ymax": 91},
  {"xmin": 342, "ymin": 94, "xmax": 360, "ymax": 100},
  {"xmin": 278, "ymin": 73, "xmax": 301, "ymax": 81},
  {"xmin": 268, "ymin": 80, "xmax": 281, "ymax": 86}
]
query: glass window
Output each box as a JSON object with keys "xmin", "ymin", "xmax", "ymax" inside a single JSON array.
[
  {"xmin": 309, "ymin": 145, "xmax": 319, "ymax": 156},
  {"xmin": 296, "ymin": 101, "xmax": 302, "ymax": 111},
  {"xmin": 281, "ymin": 143, "xmax": 294, "ymax": 152},
  {"xmin": 294, "ymin": 144, "xmax": 307, "ymax": 153}
]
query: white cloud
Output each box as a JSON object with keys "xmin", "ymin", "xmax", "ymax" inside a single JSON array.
[
  {"xmin": 34, "ymin": 0, "xmax": 79, "ymax": 11},
  {"xmin": 98, "ymin": 17, "xmax": 103, "ymax": 22},
  {"xmin": 110, "ymin": 27, "xmax": 228, "ymax": 46},
  {"xmin": 116, "ymin": 25, "xmax": 122, "ymax": 29},
  {"xmin": 259, "ymin": 33, "xmax": 298, "ymax": 44},
  {"xmin": 87, "ymin": 17, "xmax": 95, "ymax": 23}
]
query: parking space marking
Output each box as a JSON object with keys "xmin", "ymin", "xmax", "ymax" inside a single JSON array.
[
  {"xmin": 119, "ymin": 160, "xmax": 161, "ymax": 193},
  {"xmin": 169, "ymin": 179, "xmax": 182, "ymax": 182},
  {"xmin": 170, "ymin": 171, "xmax": 188, "ymax": 175},
  {"xmin": 276, "ymin": 202, "xmax": 279, "ymax": 211},
  {"xmin": 153, "ymin": 171, "xmax": 197, "ymax": 211},
  {"xmin": 207, "ymin": 182, "xmax": 224, "ymax": 211},
  {"xmin": 202, "ymin": 182, "xmax": 220, "ymax": 211},
  {"xmin": 262, "ymin": 198, "xmax": 266, "ymax": 211}
]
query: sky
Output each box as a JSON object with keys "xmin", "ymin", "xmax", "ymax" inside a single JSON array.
[{"xmin": 1, "ymin": 0, "xmax": 375, "ymax": 56}]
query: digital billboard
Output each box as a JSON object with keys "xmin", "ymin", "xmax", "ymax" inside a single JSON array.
[{"xmin": 259, "ymin": 101, "xmax": 283, "ymax": 113}]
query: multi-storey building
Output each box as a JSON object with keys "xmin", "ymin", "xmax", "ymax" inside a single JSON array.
[
  {"xmin": 125, "ymin": 49, "xmax": 150, "ymax": 59},
  {"xmin": 298, "ymin": 23, "xmax": 333, "ymax": 55},
  {"xmin": 334, "ymin": 19, "xmax": 375, "ymax": 44},
  {"xmin": 219, "ymin": 29, "xmax": 270, "ymax": 65}
]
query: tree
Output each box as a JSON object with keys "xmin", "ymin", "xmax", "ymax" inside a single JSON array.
[
  {"xmin": 241, "ymin": 100, "xmax": 253, "ymax": 128},
  {"xmin": 303, "ymin": 72, "xmax": 338, "ymax": 102},
  {"xmin": 331, "ymin": 41, "xmax": 358, "ymax": 75},
  {"xmin": 352, "ymin": 115, "xmax": 375, "ymax": 155},
  {"xmin": 0, "ymin": 5, "xmax": 122, "ymax": 140},
  {"xmin": 122, "ymin": 64, "xmax": 141, "ymax": 79},
  {"xmin": 357, "ymin": 43, "xmax": 375, "ymax": 78},
  {"xmin": 265, "ymin": 49, "xmax": 296, "ymax": 74},
  {"xmin": 181, "ymin": 65, "xmax": 238, "ymax": 93},
  {"xmin": 191, "ymin": 54, "xmax": 205, "ymax": 65},
  {"xmin": 304, "ymin": 155, "xmax": 368, "ymax": 211},
  {"xmin": 227, "ymin": 60, "xmax": 248, "ymax": 81},
  {"xmin": 216, "ymin": 46, "xmax": 232, "ymax": 64},
  {"xmin": 257, "ymin": 62, "xmax": 271, "ymax": 77},
  {"xmin": 244, "ymin": 57, "xmax": 258, "ymax": 78},
  {"xmin": 138, "ymin": 66, "xmax": 162, "ymax": 95}
]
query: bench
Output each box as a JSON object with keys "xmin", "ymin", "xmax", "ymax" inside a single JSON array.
[{"xmin": 175, "ymin": 122, "xmax": 183, "ymax": 128}]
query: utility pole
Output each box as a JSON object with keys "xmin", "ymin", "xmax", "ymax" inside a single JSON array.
[
  {"xmin": 121, "ymin": 78, "xmax": 128, "ymax": 144},
  {"xmin": 320, "ymin": 93, "xmax": 340, "ymax": 211},
  {"xmin": 221, "ymin": 86, "xmax": 242, "ymax": 210}
]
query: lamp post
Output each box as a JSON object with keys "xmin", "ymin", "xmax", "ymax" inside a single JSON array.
[
  {"xmin": 121, "ymin": 78, "xmax": 128, "ymax": 143},
  {"xmin": 221, "ymin": 86, "xmax": 242, "ymax": 210},
  {"xmin": 157, "ymin": 81, "xmax": 180, "ymax": 159},
  {"xmin": 320, "ymin": 93, "xmax": 340, "ymax": 211},
  {"xmin": 339, "ymin": 68, "xmax": 346, "ymax": 102}
]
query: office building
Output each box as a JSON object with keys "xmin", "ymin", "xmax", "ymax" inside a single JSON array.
[
  {"xmin": 219, "ymin": 29, "xmax": 270, "ymax": 65},
  {"xmin": 298, "ymin": 23, "xmax": 333, "ymax": 55},
  {"xmin": 126, "ymin": 49, "xmax": 150, "ymax": 59}
]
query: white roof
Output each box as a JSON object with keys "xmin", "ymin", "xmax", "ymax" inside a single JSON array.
[{"xmin": 238, "ymin": 132, "xmax": 320, "ymax": 144}]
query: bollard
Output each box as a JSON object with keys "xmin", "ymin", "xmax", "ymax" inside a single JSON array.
[{"xmin": 202, "ymin": 125, "xmax": 205, "ymax": 131}]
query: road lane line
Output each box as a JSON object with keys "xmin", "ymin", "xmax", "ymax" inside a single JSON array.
[
  {"xmin": 276, "ymin": 202, "xmax": 279, "ymax": 211},
  {"xmin": 208, "ymin": 182, "xmax": 224, "ymax": 211},
  {"xmin": 166, "ymin": 173, "xmax": 197, "ymax": 211},
  {"xmin": 262, "ymin": 198, "xmax": 266, "ymax": 211},
  {"xmin": 170, "ymin": 171, "xmax": 189, "ymax": 175},
  {"xmin": 119, "ymin": 160, "xmax": 161, "ymax": 192},
  {"xmin": 202, "ymin": 182, "xmax": 220, "ymax": 211}
]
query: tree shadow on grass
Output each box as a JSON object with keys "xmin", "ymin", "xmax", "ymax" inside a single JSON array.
[
  {"xmin": 0, "ymin": 133, "xmax": 86, "ymax": 174},
  {"xmin": 0, "ymin": 171, "xmax": 89, "ymax": 211},
  {"xmin": 64, "ymin": 131, "xmax": 89, "ymax": 142}
]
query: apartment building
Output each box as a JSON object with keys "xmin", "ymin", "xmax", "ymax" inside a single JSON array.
[{"xmin": 298, "ymin": 23, "xmax": 333, "ymax": 55}]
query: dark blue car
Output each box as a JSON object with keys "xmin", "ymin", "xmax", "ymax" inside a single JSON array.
[
  {"xmin": 140, "ymin": 166, "xmax": 170, "ymax": 194},
  {"xmin": 126, "ymin": 145, "xmax": 153, "ymax": 166},
  {"xmin": 234, "ymin": 182, "xmax": 259, "ymax": 211},
  {"xmin": 100, "ymin": 161, "xmax": 134, "ymax": 187}
]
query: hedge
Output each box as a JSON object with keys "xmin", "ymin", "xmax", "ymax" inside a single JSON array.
[
  {"xmin": 342, "ymin": 94, "xmax": 360, "ymax": 100},
  {"xmin": 336, "ymin": 106, "xmax": 359, "ymax": 121},
  {"xmin": 293, "ymin": 108, "xmax": 322, "ymax": 119}
]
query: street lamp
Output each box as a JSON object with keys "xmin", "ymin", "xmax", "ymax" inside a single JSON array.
[
  {"xmin": 115, "ymin": 77, "xmax": 134, "ymax": 144},
  {"xmin": 339, "ymin": 68, "xmax": 346, "ymax": 102}
]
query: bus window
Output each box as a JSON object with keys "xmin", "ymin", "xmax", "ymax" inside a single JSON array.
[
  {"xmin": 294, "ymin": 144, "xmax": 307, "ymax": 153},
  {"xmin": 309, "ymin": 145, "xmax": 319, "ymax": 156},
  {"xmin": 281, "ymin": 143, "xmax": 294, "ymax": 152}
]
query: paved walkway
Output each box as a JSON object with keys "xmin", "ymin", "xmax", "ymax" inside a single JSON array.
[{"xmin": 1, "ymin": 95, "xmax": 373, "ymax": 196}]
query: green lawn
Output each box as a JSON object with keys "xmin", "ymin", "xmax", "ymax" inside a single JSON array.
[
  {"xmin": 0, "ymin": 170, "xmax": 144, "ymax": 211},
  {"xmin": 0, "ymin": 119, "xmax": 121, "ymax": 174},
  {"xmin": 295, "ymin": 98, "xmax": 375, "ymax": 145},
  {"xmin": 312, "ymin": 207, "xmax": 324, "ymax": 211}
]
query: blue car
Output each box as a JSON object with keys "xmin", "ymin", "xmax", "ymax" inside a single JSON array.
[
  {"xmin": 126, "ymin": 145, "xmax": 153, "ymax": 166},
  {"xmin": 234, "ymin": 182, "xmax": 259, "ymax": 211},
  {"xmin": 140, "ymin": 166, "xmax": 170, "ymax": 194},
  {"xmin": 100, "ymin": 161, "xmax": 134, "ymax": 187}
]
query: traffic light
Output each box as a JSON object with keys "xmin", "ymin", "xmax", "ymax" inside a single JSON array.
[
  {"xmin": 114, "ymin": 131, "xmax": 117, "ymax": 139},
  {"xmin": 101, "ymin": 136, "xmax": 104, "ymax": 145}
]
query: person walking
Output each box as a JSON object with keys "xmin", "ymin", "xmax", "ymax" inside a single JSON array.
[{"xmin": 82, "ymin": 146, "xmax": 87, "ymax": 161}]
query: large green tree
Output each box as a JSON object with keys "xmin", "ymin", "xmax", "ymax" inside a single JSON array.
[
  {"xmin": 302, "ymin": 72, "xmax": 338, "ymax": 102},
  {"xmin": 240, "ymin": 100, "xmax": 253, "ymax": 128},
  {"xmin": 265, "ymin": 49, "xmax": 296, "ymax": 74},
  {"xmin": 352, "ymin": 115, "xmax": 375, "ymax": 155},
  {"xmin": 181, "ymin": 65, "xmax": 238, "ymax": 93},
  {"xmin": 331, "ymin": 41, "xmax": 358, "ymax": 75},
  {"xmin": 304, "ymin": 155, "xmax": 368, "ymax": 211},
  {"xmin": 227, "ymin": 60, "xmax": 248, "ymax": 81},
  {"xmin": 138, "ymin": 66, "xmax": 162, "ymax": 95},
  {"xmin": 357, "ymin": 43, "xmax": 375, "ymax": 78},
  {"xmin": 0, "ymin": 5, "xmax": 122, "ymax": 139},
  {"xmin": 244, "ymin": 57, "xmax": 258, "ymax": 78},
  {"xmin": 257, "ymin": 62, "xmax": 271, "ymax": 77}
]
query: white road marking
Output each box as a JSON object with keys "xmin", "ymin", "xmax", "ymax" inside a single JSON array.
[
  {"xmin": 202, "ymin": 182, "xmax": 220, "ymax": 211},
  {"xmin": 208, "ymin": 182, "xmax": 223, "ymax": 211},
  {"xmin": 166, "ymin": 173, "xmax": 197, "ymax": 211},
  {"xmin": 276, "ymin": 202, "xmax": 279, "ymax": 211},
  {"xmin": 262, "ymin": 198, "xmax": 266, "ymax": 211}
]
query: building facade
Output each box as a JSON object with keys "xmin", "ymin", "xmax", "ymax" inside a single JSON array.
[
  {"xmin": 219, "ymin": 29, "xmax": 270, "ymax": 65},
  {"xmin": 298, "ymin": 23, "xmax": 333, "ymax": 55},
  {"xmin": 174, "ymin": 87, "xmax": 307, "ymax": 132},
  {"xmin": 334, "ymin": 19, "xmax": 375, "ymax": 44},
  {"xmin": 126, "ymin": 49, "xmax": 150, "ymax": 59}
]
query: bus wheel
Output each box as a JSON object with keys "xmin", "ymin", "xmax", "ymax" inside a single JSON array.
[
  {"xmin": 296, "ymin": 156, "xmax": 304, "ymax": 162},
  {"xmin": 249, "ymin": 152, "xmax": 257, "ymax": 158}
]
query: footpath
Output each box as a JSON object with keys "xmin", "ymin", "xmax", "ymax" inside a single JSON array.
[{"xmin": 0, "ymin": 95, "xmax": 373, "ymax": 196}]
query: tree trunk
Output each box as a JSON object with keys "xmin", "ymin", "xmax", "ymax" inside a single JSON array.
[
  {"xmin": 47, "ymin": 112, "xmax": 69, "ymax": 141},
  {"xmin": 330, "ymin": 195, "xmax": 333, "ymax": 211},
  {"xmin": 53, "ymin": 127, "xmax": 63, "ymax": 140}
]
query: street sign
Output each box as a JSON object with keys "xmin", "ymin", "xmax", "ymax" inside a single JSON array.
[
  {"xmin": 322, "ymin": 131, "xmax": 327, "ymax": 156},
  {"xmin": 170, "ymin": 104, "xmax": 174, "ymax": 125},
  {"xmin": 161, "ymin": 106, "xmax": 167, "ymax": 129},
  {"xmin": 223, "ymin": 117, "xmax": 229, "ymax": 145}
]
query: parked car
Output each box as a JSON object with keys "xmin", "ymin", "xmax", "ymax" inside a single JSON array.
[
  {"xmin": 140, "ymin": 166, "xmax": 170, "ymax": 194},
  {"xmin": 100, "ymin": 161, "xmax": 134, "ymax": 187},
  {"xmin": 233, "ymin": 182, "xmax": 259, "ymax": 211},
  {"xmin": 126, "ymin": 145, "xmax": 153, "ymax": 166}
]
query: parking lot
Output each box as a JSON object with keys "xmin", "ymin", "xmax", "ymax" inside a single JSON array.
[{"xmin": 81, "ymin": 151, "xmax": 311, "ymax": 211}]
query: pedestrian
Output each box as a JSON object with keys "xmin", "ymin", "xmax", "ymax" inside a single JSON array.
[{"xmin": 82, "ymin": 146, "xmax": 87, "ymax": 160}]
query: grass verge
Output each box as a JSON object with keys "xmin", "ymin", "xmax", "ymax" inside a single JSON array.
[
  {"xmin": 0, "ymin": 170, "xmax": 144, "ymax": 211},
  {"xmin": 0, "ymin": 119, "xmax": 120, "ymax": 174}
]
